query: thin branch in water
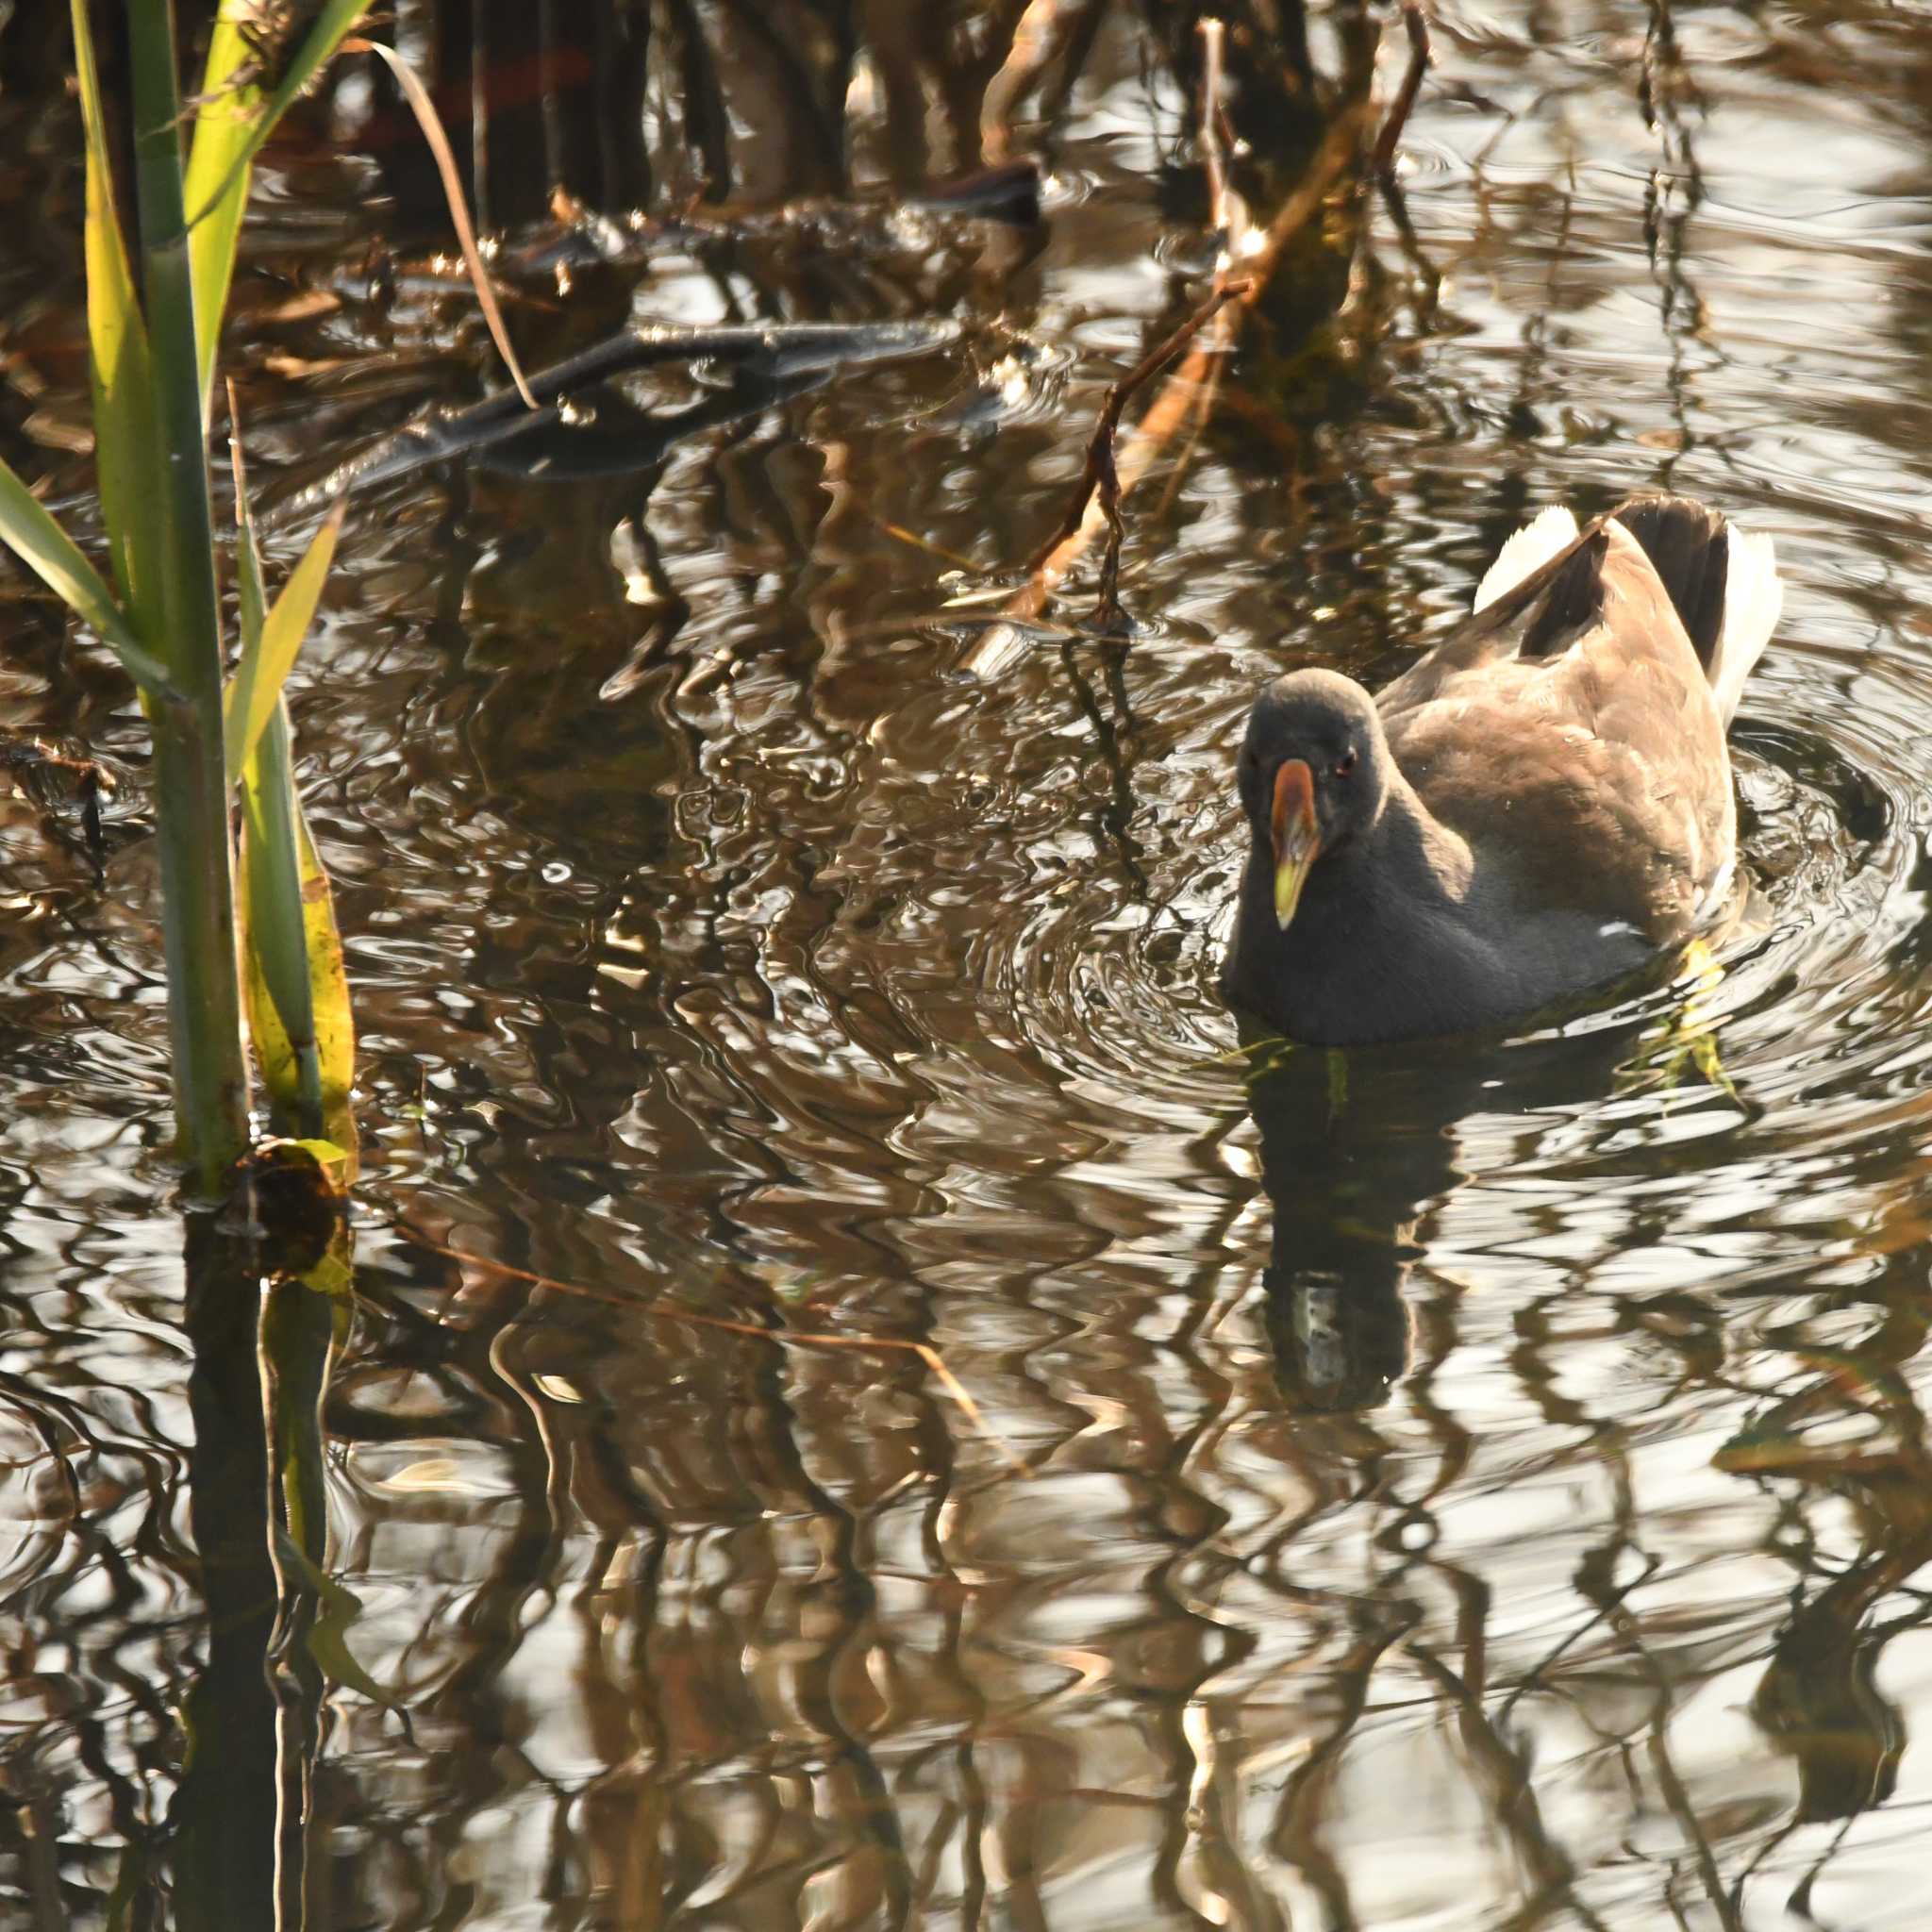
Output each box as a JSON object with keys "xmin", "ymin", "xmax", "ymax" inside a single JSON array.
[
  {"xmin": 1023, "ymin": 280, "xmax": 1248, "ymax": 597},
  {"xmin": 1376, "ymin": 170, "xmax": 1442, "ymax": 322},
  {"xmin": 1372, "ymin": 1, "xmax": 1432, "ymax": 180},
  {"xmin": 394, "ymin": 1227, "xmax": 1029, "ymax": 1476},
  {"xmin": 1142, "ymin": 17, "xmax": 1241, "ymax": 531}
]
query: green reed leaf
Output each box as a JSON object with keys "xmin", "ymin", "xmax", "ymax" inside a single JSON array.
[
  {"xmin": 0, "ymin": 458, "xmax": 179, "ymax": 700},
  {"xmin": 71, "ymin": 0, "xmax": 169, "ymax": 632}
]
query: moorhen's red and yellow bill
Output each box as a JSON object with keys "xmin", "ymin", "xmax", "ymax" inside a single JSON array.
[{"xmin": 1223, "ymin": 494, "xmax": 1783, "ymax": 1046}]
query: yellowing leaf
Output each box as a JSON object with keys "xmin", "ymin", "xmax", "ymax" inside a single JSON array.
[
  {"xmin": 183, "ymin": 9, "xmax": 259, "ymax": 408},
  {"xmin": 184, "ymin": 0, "xmax": 373, "ymax": 410},
  {"xmin": 225, "ymin": 497, "xmax": 344, "ymax": 788},
  {"xmin": 240, "ymin": 703, "xmax": 356, "ymax": 1165}
]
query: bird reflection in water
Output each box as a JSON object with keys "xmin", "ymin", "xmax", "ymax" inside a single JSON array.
[
  {"xmin": 1243, "ymin": 1039, "xmax": 1422, "ymax": 1413},
  {"xmin": 1241, "ymin": 1009, "xmax": 1671, "ymax": 1413}
]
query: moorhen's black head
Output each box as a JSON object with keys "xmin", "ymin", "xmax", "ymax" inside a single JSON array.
[{"xmin": 1237, "ymin": 669, "xmax": 1392, "ymax": 929}]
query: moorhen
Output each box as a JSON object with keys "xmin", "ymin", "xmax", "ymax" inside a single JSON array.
[{"xmin": 1222, "ymin": 493, "xmax": 1783, "ymax": 1045}]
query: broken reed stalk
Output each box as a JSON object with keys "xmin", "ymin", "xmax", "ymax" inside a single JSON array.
[
  {"xmin": 1372, "ymin": 2, "xmax": 1432, "ymax": 179},
  {"xmin": 1000, "ymin": 108, "xmax": 1371, "ymax": 633},
  {"xmin": 399, "ymin": 1230, "xmax": 1030, "ymax": 1477},
  {"xmin": 343, "ymin": 36, "xmax": 538, "ymax": 410}
]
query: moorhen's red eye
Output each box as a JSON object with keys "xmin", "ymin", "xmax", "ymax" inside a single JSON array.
[{"xmin": 1334, "ymin": 748, "xmax": 1357, "ymax": 778}]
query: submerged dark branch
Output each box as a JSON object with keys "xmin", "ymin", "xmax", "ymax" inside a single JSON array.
[{"xmin": 265, "ymin": 317, "xmax": 959, "ymax": 523}]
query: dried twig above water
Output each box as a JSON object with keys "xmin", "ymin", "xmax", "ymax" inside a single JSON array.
[
  {"xmin": 344, "ymin": 36, "xmax": 541, "ymax": 411},
  {"xmin": 1198, "ymin": 15, "xmax": 1233, "ymax": 236},
  {"xmin": 966, "ymin": 111, "xmax": 1374, "ymax": 673},
  {"xmin": 1022, "ymin": 282, "xmax": 1248, "ymax": 624}
]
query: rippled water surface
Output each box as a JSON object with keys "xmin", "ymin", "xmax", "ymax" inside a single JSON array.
[{"xmin": 6, "ymin": 3, "xmax": 1932, "ymax": 1926}]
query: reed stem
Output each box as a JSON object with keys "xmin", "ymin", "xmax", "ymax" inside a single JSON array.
[{"xmin": 126, "ymin": 0, "xmax": 251, "ymax": 1189}]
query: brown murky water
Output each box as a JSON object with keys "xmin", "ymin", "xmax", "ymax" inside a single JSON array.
[{"xmin": 6, "ymin": 3, "xmax": 1932, "ymax": 1926}]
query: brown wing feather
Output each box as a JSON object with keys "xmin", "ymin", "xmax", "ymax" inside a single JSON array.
[{"xmin": 1376, "ymin": 519, "xmax": 1735, "ymax": 937}]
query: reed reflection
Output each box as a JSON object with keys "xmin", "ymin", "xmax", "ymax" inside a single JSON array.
[{"xmin": 166, "ymin": 1190, "xmax": 349, "ymax": 1931}]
